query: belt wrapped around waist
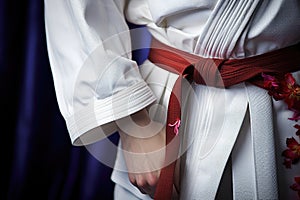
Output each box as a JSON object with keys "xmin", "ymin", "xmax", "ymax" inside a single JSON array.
[{"xmin": 148, "ymin": 38, "xmax": 300, "ymax": 200}]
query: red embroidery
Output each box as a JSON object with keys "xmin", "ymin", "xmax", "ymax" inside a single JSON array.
[
  {"xmin": 168, "ymin": 118, "xmax": 181, "ymax": 136},
  {"xmin": 263, "ymin": 73, "xmax": 300, "ymax": 197}
]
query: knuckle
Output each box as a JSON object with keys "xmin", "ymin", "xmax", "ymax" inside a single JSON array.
[
  {"xmin": 147, "ymin": 175, "xmax": 159, "ymax": 187},
  {"xmin": 128, "ymin": 175, "xmax": 137, "ymax": 186},
  {"xmin": 137, "ymin": 178, "xmax": 147, "ymax": 188}
]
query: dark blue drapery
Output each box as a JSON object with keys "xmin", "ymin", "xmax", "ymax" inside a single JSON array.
[{"xmin": 0, "ymin": 0, "xmax": 153, "ymax": 199}]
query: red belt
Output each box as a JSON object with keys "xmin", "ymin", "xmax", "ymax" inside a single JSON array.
[{"xmin": 148, "ymin": 38, "xmax": 300, "ymax": 200}]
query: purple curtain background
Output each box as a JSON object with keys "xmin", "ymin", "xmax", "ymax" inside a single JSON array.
[{"xmin": 0, "ymin": 0, "xmax": 151, "ymax": 199}]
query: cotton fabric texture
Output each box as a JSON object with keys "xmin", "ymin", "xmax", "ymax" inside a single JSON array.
[{"xmin": 45, "ymin": 0, "xmax": 300, "ymax": 199}]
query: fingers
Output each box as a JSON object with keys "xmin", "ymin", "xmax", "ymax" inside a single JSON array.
[
  {"xmin": 128, "ymin": 171, "xmax": 160, "ymax": 197},
  {"xmin": 129, "ymin": 174, "xmax": 151, "ymax": 195}
]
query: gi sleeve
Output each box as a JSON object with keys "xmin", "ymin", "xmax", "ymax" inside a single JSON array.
[{"xmin": 44, "ymin": 0, "xmax": 156, "ymax": 145}]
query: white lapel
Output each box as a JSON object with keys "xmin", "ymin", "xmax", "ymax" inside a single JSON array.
[{"xmin": 194, "ymin": 0, "xmax": 262, "ymax": 58}]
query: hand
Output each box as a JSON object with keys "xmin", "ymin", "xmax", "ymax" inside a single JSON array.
[{"xmin": 117, "ymin": 109, "xmax": 166, "ymax": 198}]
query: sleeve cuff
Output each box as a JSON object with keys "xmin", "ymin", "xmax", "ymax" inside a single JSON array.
[{"xmin": 66, "ymin": 81, "xmax": 156, "ymax": 146}]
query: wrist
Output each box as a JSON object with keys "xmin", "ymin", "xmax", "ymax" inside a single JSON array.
[
  {"xmin": 117, "ymin": 108, "xmax": 165, "ymax": 140},
  {"xmin": 130, "ymin": 109, "xmax": 151, "ymax": 127}
]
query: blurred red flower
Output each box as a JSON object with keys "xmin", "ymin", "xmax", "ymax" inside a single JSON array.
[
  {"xmin": 282, "ymin": 137, "xmax": 300, "ymax": 168},
  {"xmin": 290, "ymin": 177, "xmax": 300, "ymax": 198}
]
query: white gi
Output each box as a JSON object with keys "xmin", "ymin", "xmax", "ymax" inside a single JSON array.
[{"xmin": 44, "ymin": 0, "xmax": 300, "ymax": 199}]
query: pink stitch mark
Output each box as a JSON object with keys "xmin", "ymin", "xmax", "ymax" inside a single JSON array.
[{"xmin": 168, "ymin": 119, "xmax": 181, "ymax": 136}]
